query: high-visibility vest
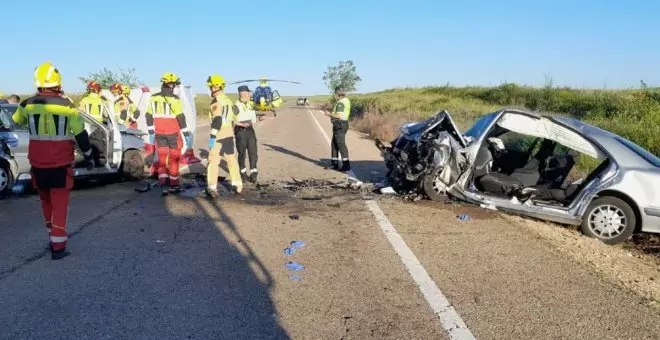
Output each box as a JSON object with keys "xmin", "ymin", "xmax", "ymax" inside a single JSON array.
[
  {"xmin": 78, "ymin": 93, "xmax": 106, "ymax": 123},
  {"xmin": 114, "ymin": 94, "xmax": 139, "ymax": 126},
  {"xmin": 146, "ymin": 90, "xmax": 187, "ymax": 136},
  {"xmin": 209, "ymin": 94, "xmax": 235, "ymax": 128},
  {"xmin": 12, "ymin": 93, "xmax": 87, "ymax": 168},
  {"xmin": 332, "ymin": 97, "xmax": 351, "ymax": 121}
]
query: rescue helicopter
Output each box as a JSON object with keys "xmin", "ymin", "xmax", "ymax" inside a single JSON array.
[{"xmin": 230, "ymin": 77, "xmax": 301, "ymax": 114}]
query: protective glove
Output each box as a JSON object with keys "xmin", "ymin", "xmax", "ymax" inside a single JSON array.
[
  {"xmin": 185, "ymin": 135, "xmax": 193, "ymax": 150},
  {"xmin": 149, "ymin": 133, "xmax": 155, "ymax": 145},
  {"xmin": 208, "ymin": 138, "xmax": 216, "ymax": 150}
]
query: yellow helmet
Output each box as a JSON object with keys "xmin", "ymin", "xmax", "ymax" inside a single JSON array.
[
  {"xmin": 160, "ymin": 72, "xmax": 180, "ymax": 85},
  {"xmin": 121, "ymin": 85, "xmax": 131, "ymax": 95},
  {"xmin": 206, "ymin": 74, "xmax": 226, "ymax": 88},
  {"xmin": 34, "ymin": 62, "xmax": 62, "ymax": 88},
  {"xmin": 259, "ymin": 77, "xmax": 268, "ymax": 85}
]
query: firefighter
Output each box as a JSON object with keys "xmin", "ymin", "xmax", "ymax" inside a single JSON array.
[
  {"xmin": 233, "ymin": 85, "xmax": 259, "ymax": 183},
  {"xmin": 325, "ymin": 86, "xmax": 352, "ymax": 171},
  {"xmin": 12, "ymin": 62, "xmax": 94, "ymax": 260},
  {"xmin": 204, "ymin": 74, "xmax": 242, "ymax": 198},
  {"xmin": 145, "ymin": 72, "xmax": 192, "ymax": 195},
  {"xmin": 110, "ymin": 83, "xmax": 140, "ymax": 128},
  {"xmin": 78, "ymin": 81, "xmax": 107, "ymax": 124},
  {"xmin": 78, "ymin": 81, "xmax": 108, "ymax": 167}
]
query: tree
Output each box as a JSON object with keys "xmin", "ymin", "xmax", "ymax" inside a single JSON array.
[
  {"xmin": 323, "ymin": 60, "xmax": 361, "ymax": 93},
  {"xmin": 79, "ymin": 67, "xmax": 140, "ymax": 89}
]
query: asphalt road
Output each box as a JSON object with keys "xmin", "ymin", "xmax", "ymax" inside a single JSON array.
[{"xmin": 1, "ymin": 105, "xmax": 658, "ymax": 339}]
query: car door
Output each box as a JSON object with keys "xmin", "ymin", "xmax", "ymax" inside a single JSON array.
[{"xmin": 0, "ymin": 105, "xmax": 30, "ymax": 174}]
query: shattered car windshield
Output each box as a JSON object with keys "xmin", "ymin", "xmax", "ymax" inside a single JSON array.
[{"xmin": 463, "ymin": 112, "xmax": 498, "ymax": 141}]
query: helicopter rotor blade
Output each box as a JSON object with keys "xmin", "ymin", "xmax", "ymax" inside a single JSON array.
[{"xmin": 228, "ymin": 79, "xmax": 302, "ymax": 85}]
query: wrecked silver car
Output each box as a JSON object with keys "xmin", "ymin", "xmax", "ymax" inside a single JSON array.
[{"xmin": 375, "ymin": 108, "xmax": 660, "ymax": 245}]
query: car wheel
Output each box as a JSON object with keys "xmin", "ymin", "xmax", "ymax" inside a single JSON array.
[
  {"xmin": 422, "ymin": 167, "xmax": 450, "ymax": 202},
  {"xmin": 580, "ymin": 196, "xmax": 636, "ymax": 245},
  {"xmin": 120, "ymin": 150, "xmax": 145, "ymax": 181},
  {"xmin": 0, "ymin": 160, "xmax": 13, "ymax": 197}
]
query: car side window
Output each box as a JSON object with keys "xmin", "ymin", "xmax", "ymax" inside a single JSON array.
[
  {"xmin": 498, "ymin": 131, "xmax": 539, "ymax": 154},
  {"xmin": 1, "ymin": 107, "xmax": 27, "ymax": 132}
]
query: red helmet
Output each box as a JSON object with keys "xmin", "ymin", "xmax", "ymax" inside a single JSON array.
[
  {"xmin": 110, "ymin": 83, "xmax": 122, "ymax": 94},
  {"xmin": 87, "ymin": 81, "xmax": 102, "ymax": 92}
]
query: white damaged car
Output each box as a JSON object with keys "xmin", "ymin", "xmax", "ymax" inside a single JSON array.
[{"xmin": 375, "ymin": 108, "xmax": 660, "ymax": 244}]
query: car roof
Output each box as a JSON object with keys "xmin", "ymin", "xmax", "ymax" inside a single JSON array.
[{"xmin": 495, "ymin": 107, "xmax": 660, "ymax": 169}]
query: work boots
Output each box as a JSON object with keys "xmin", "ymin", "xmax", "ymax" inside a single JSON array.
[
  {"xmin": 241, "ymin": 170, "xmax": 249, "ymax": 183},
  {"xmin": 249, "ymin": 170, "xmax": 258, "ymax": 183},
  {"xmin": 50, "ymin": 242, "xmax": 69, "ymax": 260},
  {"xmin": 341, "ymin": 160, "xmax": 351, "ymax": 172}
]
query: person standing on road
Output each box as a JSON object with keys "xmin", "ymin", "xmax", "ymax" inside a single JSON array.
[
  {"xmin": 12, "ymin": 62, "xmax": 94, "ymax": 260},
  {"xmin": 325, "ymin": 86, "xmax": 352, "ymax": 171},
  {"xmin": 204, "ymin": 74, "xmax": 242, "ymax": 198},
  {"xmin": 206, "ymin": 74, "xmax": 243, "ymax": 198},
  {"xmin": 145, "ymin": 72, "xmax": 193, "ymax": 195},
  {"xmin": 233, "ymin": 85, "xmax": 259, "ymax": 183},
  {"xmin": 110, "ymin": 83, "xmax": 140, "ymax": 128},
  {"xmin": 78, "ymin": 81, "xmax": 108, "ymax": 124}
]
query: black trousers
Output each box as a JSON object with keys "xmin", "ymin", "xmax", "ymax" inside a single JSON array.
[
  {"xmin": 331, "ymin": 120, "xmax": 349, "ymax": 162},
  {"xmin": 89, "ymin": 128, "xmax": 106, "ymax": 166},
  {"xmin": 234, "ymin": 126, "xmax": 258, "ymax": 170}
]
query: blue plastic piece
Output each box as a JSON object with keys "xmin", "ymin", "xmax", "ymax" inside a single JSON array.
[
  {"xmin": 289, "ymin": 275, "xmax": 303, "ymax": 281},
  {"xmin": 457, "ymin": 214, "xmax": 471, "ymax": 221},
  {"xmin": 284, "ymin": 247, "xmax": 296, "ymax": 255},
  {"xmin": 290, "ymin": 240, "xmax": 305, "ymax": 248},
  {"xmin": 285, "ymin": 261, "xmax": 305, "ymax": 271}
]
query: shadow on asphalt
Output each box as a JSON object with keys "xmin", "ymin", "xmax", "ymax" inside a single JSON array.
[
  {"xmin": 262, "ymin": 143, "xmax": 388, "ymax": 183},
  {"xmin": 0, "ymin": 176, "xmax": 290, "ymax": 339}
]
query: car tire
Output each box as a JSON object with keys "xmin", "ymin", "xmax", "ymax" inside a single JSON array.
[
  {"xmin": 0, "ymin": 160, "xmax": 14, "ymax": 197},
  {"xmin": 580, "ymin": 196, "xmax": 636, "ymax": 245},
  {"xmin": 422, "ymin": 167, "xmax": 450, "ymax": 202},
  {"xmin": 120, "ymin": 150, "xmax": 145, "ymax": 181}
]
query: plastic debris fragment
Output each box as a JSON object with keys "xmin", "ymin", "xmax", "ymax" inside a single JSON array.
[
  {"xmin": 380, "ymin": 186, "xmax": 397, "ymax": 194},
  {"xmin": 284, "ymin": 247, "xmax": 296, "ymax": 255},
  {"xmin": 289, "ymin": 274, "xmax": 303, "ymax": 281},
  {"xmin": 457, "ymin": 214, "xmax": 471, "ymax": 221},
  {"xmin": 285, "ymin": 261, "xmax": 305, "ymax": 271},
  {"xmin": 290, "ymin": 240, "xmax": 305, "ymax": 248}
]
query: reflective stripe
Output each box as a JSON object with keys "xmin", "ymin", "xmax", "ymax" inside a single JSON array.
[
  {"xmin": 29, "ymin": 135, "xmax": 73, "ymax": 141},
  {"xmin": 181, "ymin": 127, "xmax": 190, "ymax": 133},
  {"xmin": 58, "ymin": 115, "xmax": 66, "ymax": 135},
  {"xmin": 152, "ymin": 114, "xmax": 176, "ymax": 119},
  {"xmin": 165, "ymin": 102, "xmax": 170, "ymax": 116},
  {"xmin": 28, "ymin": 115, "xmax": 37, "ymax": 134},
  {"xmin": 83, "ymin": 149, "xmax": 92, "ymax": 156},
  {"xmin": 169, "ymin": 176, "xmax": 178, "ymax": 180},
  {"xmin": 50, "ymin": 235, "xmax": 68, "ymax": 243},
  {"xmin": 158, "ymin": 174, "xmax": 168, "ymax": 179},
  {"xmin": 151, "ymin": 102, "xmax": 157, "ymax": 115},
  {"xmin": 210, "ymin": 128, "xmax": 219, "ymax": 135}
]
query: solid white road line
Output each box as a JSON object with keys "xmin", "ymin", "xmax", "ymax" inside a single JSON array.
[{"xmin": 307, "ymin": 108, "xmax": 476, "ymax": 340}]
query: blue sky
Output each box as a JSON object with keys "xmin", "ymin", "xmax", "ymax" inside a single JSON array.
[{"xmin": 1, "ymin": 0, "xmax": 658, "ymax": 95}]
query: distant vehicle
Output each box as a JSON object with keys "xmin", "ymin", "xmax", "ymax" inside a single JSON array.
[
  {"xmin": 376, "ymin": 107, "xmax": 660, "ymax": 245},
  {"xmin": 296, "ymin": 97, "xmax": 309, "ymax": 106},
  {"xmin": 0, "ymin": 102, "xmax": 147, "ymax": 193}
]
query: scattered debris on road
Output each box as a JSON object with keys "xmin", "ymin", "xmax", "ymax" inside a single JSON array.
[
  {"xmin": 457, "ymin": 214, "xmax": 471, "ymax": 221},
  {"xmin": 286, "ymin": 261, "xmax": 305, "ymax": 271},
  {"xmin": 288, "ymin": 214, "xmax": 300, "ymax": 220}
]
